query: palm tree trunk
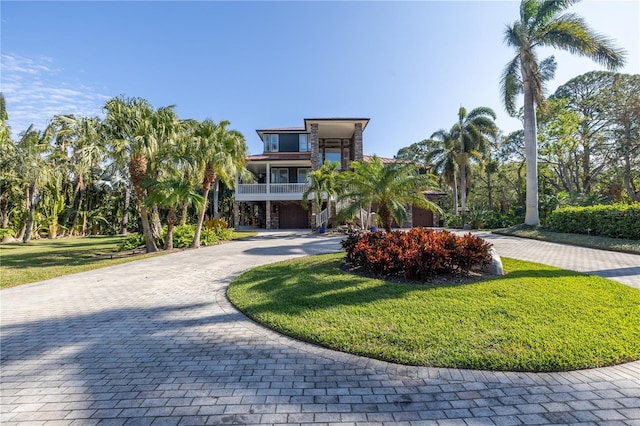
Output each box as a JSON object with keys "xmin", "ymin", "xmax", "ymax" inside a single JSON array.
[
  {"xmin": 451, "ymin": 171, "xmax": 459, "ymax": 215},
  {"xmin": 213, "ymin": 178, "xmax": 220, "ymax": 218},
  {"xmin": 138, "ymin": 201, "xmax": 158, "ymax": 252},
  {"xmin": 179, "ymin": 201, "xmax": 189, "ymax": 226},
  {"xmin": 523, "ymin": 66, "xmax": 540, "ymax": 226},
  {"xmin": 378, "ymin": 203, "xmax": 392, "ymax": 232},
  {"xmin": 164, "ymin": 207, "xmax": 176, "ymax": 250},
  {"xmin": 151, "ymin": 204, "xmax": 162, "ymax": 242},
  {"xmin": 120, "ymin": 185, "xmax": 131, "ymax": 235},
  {"xmin": 192, "ymin": 178, "xmax": 212, "ymax": 249},
  {"xmin": 487, "ymin": 171, "xmax": 493, "ymax": 211},
  {"xmin": 460, "ymin": 162, "xmax": 467, "ymax": 214},
  {"xmin": 23, "ymin": 184, "xmax": 39, "ymax": 243},
  {"xmin": 70, "ymin": 188, "xmax": 85, "ymax": 236}
]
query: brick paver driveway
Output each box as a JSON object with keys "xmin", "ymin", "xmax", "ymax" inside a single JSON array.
[{"xmin": 2, "ymin": 232, "xmax": 639, "ymax": 425}]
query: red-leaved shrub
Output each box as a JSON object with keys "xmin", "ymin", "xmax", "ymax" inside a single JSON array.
[{"xmin": 342, "ymin": 228, "xmax": 492, "ymax": 280}]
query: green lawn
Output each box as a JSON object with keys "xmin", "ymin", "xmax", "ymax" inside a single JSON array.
[
  {"xmin": 0, "ymin": 236, "xmax": 165, "ymax": 289},
  {"xmin": 228, "ymin": 253, "xmax": 640, "ymax": 372},
  {"xmin": 494, "ymin": 225, "xmax": 640, "ymax": 254},
  {"xmin": 1, "ymin": 231, "xmax": 258, "ymax": 289}
]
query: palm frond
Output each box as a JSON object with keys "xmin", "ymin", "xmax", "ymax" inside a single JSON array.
[
  {"xmin": 501, "ymin": 55, "xmax": 522, "ymax": 116},
  {"xmin": 537, "ymin": 14, "xmax": 626, "ymax": 70}
]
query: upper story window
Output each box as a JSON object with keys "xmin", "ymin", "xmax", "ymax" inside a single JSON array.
[
  {"xmin": 264, "ymin": 134, "xmax": 279, "ymax": 152},
  {"xmin": 299, "ymin": 134, "xmax": 310, "ymax": 152},
  {"xmin": 324, "ymin": 149, "xmax": 342, "ymax": 169}
]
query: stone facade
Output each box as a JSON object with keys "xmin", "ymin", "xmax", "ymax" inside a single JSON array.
[
  {"xmin": 310, "ymin": 123, "xmax": 320, "ymax": 170},
  {"xmin": 354, "ymin": 122, "xmax": 363, "ymax": 161}
]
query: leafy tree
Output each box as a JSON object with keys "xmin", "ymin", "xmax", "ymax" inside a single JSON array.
[
  {"xmin": 502, "ymin": 0, "xmax": 625, "ymax": 225},
  {"xmin": 425, "ymin": 131, "xmax": 459, "ymax": 215},
  {"xmin": 103, "ymin": 96, "xmax": 161, "ymax": 252},
  {"xmin": 191, "ymin": 119, "xmax": 247, "ymax": 248},
  {"xmin": 339, "ymin": 156, "xmax": 441, "ymax": 232},
  {"xmin": 15, "ymin": 125, "xmax": 55, "ymax": 242},
  {"xmin": 302, "ymin": 160, "xmax": 341, "ymax": 228}
]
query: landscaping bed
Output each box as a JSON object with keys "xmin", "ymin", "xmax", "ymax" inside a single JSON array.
[{"xmin": 228, "ymin": 252, "xmax": 640, "ymax": 372}]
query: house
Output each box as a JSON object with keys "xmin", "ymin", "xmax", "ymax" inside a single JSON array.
[{"xmin": 232, "ymin": 118, "xmax": 441, "ymax": 229}]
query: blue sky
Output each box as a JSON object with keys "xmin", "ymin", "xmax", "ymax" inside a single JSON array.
[{"xmin": 2, "ymin": 1, "xmax": 638, "ymax": 158}]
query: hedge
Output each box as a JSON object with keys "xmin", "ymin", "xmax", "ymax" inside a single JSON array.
[{"xmin": 547, "ymin": 204, "xmax": 640, "ymax": 240}]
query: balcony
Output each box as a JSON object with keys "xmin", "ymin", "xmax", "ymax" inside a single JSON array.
[{"xmin": 235, "ymin": 183, "xmax": 309, "ymax": 201}]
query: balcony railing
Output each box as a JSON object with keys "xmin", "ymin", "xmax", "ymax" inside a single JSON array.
[{"xmin": 236, "ymin": 183, "xmax": 308, "ymax": 195}]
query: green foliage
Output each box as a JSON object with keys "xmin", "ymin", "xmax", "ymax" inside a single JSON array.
[
  {"xmin": 0, "ymin": 228, "xmax": 16, "ymax": 239},
  {"xmin": 548, "ymin": 204, "xmax": 640, "ymax": 239},
  {"xmin": 342, "ymin": 228, "xmax": 492, "ymax": 279},
  {"xmin": 167, "ymin": 223, "xmax": 233, "ymax": 249},
  {"xmin": 118, "ymin": 233, "xmax": 145, "ymax": 251},
  {"xmin": 228, "ymin": 253, "xmax": 640, "ymax": 371}
]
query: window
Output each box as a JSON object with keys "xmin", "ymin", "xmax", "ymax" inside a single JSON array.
[
  {"xmin": 270, "ymin": 168, "xmax": 289, "ymax": 184},
  {"xmin": 297, "ymin": 168, "xmax": 311, "ymax": 184},
  {"xmin": 324, "ymin": 149, "xmax": 341, "ymax": 169},
  {"xmin": 299, "ymin": 134, "xmax": 310, "ymax": 152},
  {"xmin": 263, "ymin": 134, "xmax": 279, "ymax": 152}
]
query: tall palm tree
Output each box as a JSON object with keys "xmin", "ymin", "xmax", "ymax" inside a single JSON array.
[
  {"xmin": 191, "ymin": 119, "xmax": 247, "ymax": 248},
  {"xmin": 145, "ymin": 178, "xmax": 203, "ymax": 250},
  {"xmin": 51, "ymin": 114, "xmax": 104, "ymax": 235},
  {"xmin": 451, "ymin": 106, "xmax": 497, "ymax": 213},
  {"xmin": 428, "ymin": 131, "xmax": 459, "ymax": 215},
  {"xmin": 103, "ymin": 96, "xmax": 160, "ymax": 252},
  {"xmin": 502, "ymin": 0, "xmax": 625, "ymax": 225},
  {"xmin": 340, "ymin": 156, "xmax": 441, "ymax": 232},
  {"xmin": 301, "ymin": 160, "xmax": 341, "ymax": 228},
  {"xmin": 15, "ymin": 124, "xmax": 55, "ymax": 242}
]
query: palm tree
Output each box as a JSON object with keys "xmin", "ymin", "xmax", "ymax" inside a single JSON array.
[
  {"xmin": 145, "ymin": 178, "xmax": 203, "ymax": 250},
  {"xmin": 15, "ymin": 124, "xmax": 55, "ymax": 242},
  {"xmin": 51, "ymin": 114, "xmax": 104, "ymax": 235},
  {"xmin": 103, "ymin": 96, "xmax": 160, "ymax": 252},
  {"xmin": 301, "ymin": 160, "xmax": 341, "ymax": 228},
  {"xmin": 451, "ymin": 107, "xmax": 497, "ymax": 213},
  {"xmin": 502, "ymin": 0, "xmax": 626, "ymax": 225},
  {"xmin": 340, "ymin": 156, "xmax": 441, "ymax": 232},
  {"xmin": 191, "ymin": 119, "xmax": 247, "ymax": 248},
  {"xmin": 427, "ymin": 131, "xmax": 459, "ymax": 215}
]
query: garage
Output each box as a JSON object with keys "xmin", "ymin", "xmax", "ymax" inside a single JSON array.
[
  {"xmin": 278, "ymin": 203, "xmax": 310, "ymax": 229},
  {"xmin": 412, "ymin": 206, "xmax": 434, "ymax": 227}
]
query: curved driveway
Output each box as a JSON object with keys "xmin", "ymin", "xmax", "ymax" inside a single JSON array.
[{"xmin": 1, "ymin": 232, "xmax": 639, "ymax": 425}]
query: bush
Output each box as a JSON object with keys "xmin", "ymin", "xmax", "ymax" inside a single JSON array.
[
  {"xmin": 548, "ymin": 204, "xmax": 640, "ymax": 240},
  {"xmin": 342, "ymin": 228, "xmax": 493, "ymax": 280},
  {"xmin": 118, "ymin": 233, "xmax": 145, "ymax": 251}
]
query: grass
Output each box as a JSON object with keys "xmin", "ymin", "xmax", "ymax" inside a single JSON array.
[
  {"xmin": 0, "ymin": 236, "xmax": 165, "ymax": 289},
  {"xmin": 228, "ymin": 253, "xmax": 640, "ymax": 372},
  {"xmin": 494, "ymin": 224, "xmax": 640, "ymax": 255},
  {"xmin": 0, "ymin": 230, "xmax": 256, "ymax": 289}
]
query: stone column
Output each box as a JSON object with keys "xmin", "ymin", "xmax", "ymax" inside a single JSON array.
[
  {"xmin": 310, "ymin": 123, "xmax": 320, "ymax": 170},
  {"xmin": 354, "ymin": 122, "xmax": 363, "ymax": 161},
  {"xmin": 266, "ymin": 200, "xmax": 271, "ymax": 230}
]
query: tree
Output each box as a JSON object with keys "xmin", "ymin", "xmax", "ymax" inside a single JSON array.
[
  {"xmin": 301, "ymin": 160, "xmax": 341, "ymax": 228},
  {"xmin": 450, "ymin": 106, "xmax": 497, "ymax": 213},
  {"xmin": 427, "ymin": 129, "xmax": 460, "ymax": 215},
  {"xmin": 502, "ymin": 0, "xmax": 625, "ymax": 225},
  {"xmin": 103, "ymin": 96, "xmax": 160, "ymax": 252},
  {"xmin": 607, "ymin": 74, "xmax": 640, "ymax": 202},
  {"xmin": 15, "ymin": 125, "xmax": 54, "ymax": 242},
  {"xmin": 339, "ymin": 156, "xmax": 441, "ymax": 232},
  {"xmin": 145, "ymin": 178, "xmax": 203, "ymax": 250},
  {"xmin": 191, "ymin": 120, "xmax": 247, "ymax": 248}
]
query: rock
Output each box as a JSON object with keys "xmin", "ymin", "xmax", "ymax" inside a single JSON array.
[
  {"xmin": 462, "ymin": 224, "xmax": 472, "ymax": 230},
  {"xmin": 488, "ymin": 248, "xmax": 504, "ymax": 276}
]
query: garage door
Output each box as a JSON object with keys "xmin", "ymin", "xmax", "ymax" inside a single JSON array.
[
  {"xmin": 412, "ymin": 206, "xmax": 434, "ymax": 227},
  {"xmin": 279, "ymin": 203, "xmax": 310, "ymax": 229}
]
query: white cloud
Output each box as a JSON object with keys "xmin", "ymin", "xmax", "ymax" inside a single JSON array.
[{"xmin": 1, "ymin": 54, "xmax": 109, "ymax": 137}]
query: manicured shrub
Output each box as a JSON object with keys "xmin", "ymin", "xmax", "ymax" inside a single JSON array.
[
  {"xmin": 548, "ymin": 204, "xmax": 640, "ymax": 239},
  {"xmin": 342, "ymin": 228, "xmax": 493, "ymax": 280},
  {"xmin": 117, "ymin": 233, "xmax": 145, "ymax": 251}
]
